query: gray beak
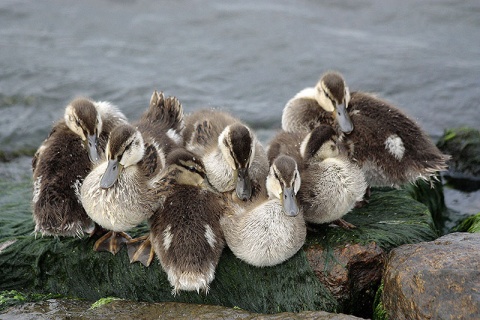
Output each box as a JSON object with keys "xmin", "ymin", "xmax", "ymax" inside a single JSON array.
[
  {"xmin": 100, "ymin": 158, "xmax": 121, "ymax": 189},
  {"xmin": 87, "ymin": 134, "xmax": 100, "ymax": 163},
  {"xmin": 236, "ymin": 167, "xmax": 252, "ymax": 201},
  {"xmin": 282, "ymin": 186, "xmax": 299, "ymax": 217},
  {"xmin": 335, "ymin": 102, "xmax": 354, "ymax": 134}
]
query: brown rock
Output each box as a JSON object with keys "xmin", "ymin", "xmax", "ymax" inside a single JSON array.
[
  {"xmin": 382, "ymin": 232, "xmax": 480, "ymax": 319},
  {"xmin": 305, "ymin": 242, "xmax": 386, "ymax": 317}
]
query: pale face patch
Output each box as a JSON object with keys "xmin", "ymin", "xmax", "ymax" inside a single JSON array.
[
  {"xmin": 64, "ymin": 105, "xmax": 86, "ymax": 140},
  {"xmin": 385, "ymin": 134, "xmax": 405, "ymax": 161},
  {"xmin": 119, "ymin": 131, "xmax": 145, "ymax": 168},
  {"xmin": 266, "ymin": 167, "xmax": 283, "ymax": 200},
  {"xmin": 293, "ymin": 167, "xmax": 301, "ymax": 194},
  {"xmin": 163, "ymin": 224, "xmax": 173, "ymax": 251},
  {"xmin": 218, "ymin": 128, "xmax": 237, "ymax": 170},
  {"xmin": 315, "ymin": 83, "xmax": 335, "ymax": 112},
  {"xmin": 204, "ymin": 224, "xmax": 217, "ymax": 249}
]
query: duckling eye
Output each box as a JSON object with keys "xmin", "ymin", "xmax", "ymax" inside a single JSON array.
[
  {"xmin": 75, "ymin": 118, "xmax": 81, "ymax": 126},
  {"xmin": 124, "ymin": 141, "xmax": 133, "ymax": 152},
  {"xmin": 188, "ymin": 166, "xmax": 197, "ymax": 173}
]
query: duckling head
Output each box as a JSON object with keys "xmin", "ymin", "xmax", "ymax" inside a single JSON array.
[
  {"xmin": 218, "ymin": 123, "xmax": 256, "ymax": 201},
  {"xmin": 64, "ymin": 98, "xmax": 103, "ymax": 162},
  {"xmin": 300, "ymin": 125, "xmax": 340, "ymax": 162},
  {"xmin": 314, "ymin": 71, "xmax": 354, "ymax": 134},
  {"xmin": 267, "ymin": 155, "xmax": 301, "ymax": 217},
  {"xmin": 100, "ymin": 124, "xmax": 145, "ymax": 189},
  {"xmin": 164, "ymin": 148, "xmax": 213, "ymax": 189}
]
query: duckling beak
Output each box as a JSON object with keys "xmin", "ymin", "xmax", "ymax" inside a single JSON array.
[
  {"xmin": 236, "ymin": 167, "xmax": 252, "ymax": 201},
  {"xmin": 335, "ymin": 102, "xmax": 354, "ymax": 134},
  {"xmin": 100, "ymin": 158, "xmax": 122, "ymax": 189},
  {"xmin": 282, "ymin": 187, "xmax": 299, "ymax": 217},
  {"xmin": 87, "ymin": 134, "xmax": 100, "ymax": 163}
]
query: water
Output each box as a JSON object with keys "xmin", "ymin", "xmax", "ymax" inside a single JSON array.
[{"xmin": 1, "ymin": 0, "xmax": 479, "ymax": 215}]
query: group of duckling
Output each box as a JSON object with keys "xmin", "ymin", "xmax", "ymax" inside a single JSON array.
[{"xmin": 32, "ymin": 71, "xmax": 449, "ymax": 295}]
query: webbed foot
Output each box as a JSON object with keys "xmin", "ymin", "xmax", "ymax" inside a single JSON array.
[
  {"xmin": 127, "ymin": 234, "xmax": 155, "ymax": 267},
  {"xmin": 332, "ymin": 218, "xmax": 356, "ymax": 229},
  {"xmin": 93, "ymin": 231, "xmax": 132, "ymax": 255}
]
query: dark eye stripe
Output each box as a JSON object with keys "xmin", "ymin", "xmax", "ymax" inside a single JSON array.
[{"xmin": 124, "ymin": 140, "xmax": 134, "ymax": 152}]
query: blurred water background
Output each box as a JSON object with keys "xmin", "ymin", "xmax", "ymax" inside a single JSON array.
[{"xmin": 0, "ymin": 0, "xmax": 479, "ymax": 224}]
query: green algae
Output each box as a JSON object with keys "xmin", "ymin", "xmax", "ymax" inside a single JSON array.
[
  {"xmin": 305, "ymin": 188, "xmax": 438, "ymax": 252},
  {"xmin": 0, "ymin": 175, "xmax": 437, "ymax": 316},
  {"xmin": 405, "ymin": 177, "xmax": 447, "ymax": 234},
  {"xmin": 0, "ymin": 290, "xmax": 62, "ymax": 311},
  {"xmin": 90, "ymin": 296, "xmax": 122, "ymax": 310},
  {"xmin": 437, "ymin": 127, "xmax": 480, "ymax": 191},
  {"xmin": 372, "ymin": 283, "xmax": 388, "ymax": 320},
  {"xmin": 454, "ymin": 212, "xmax": 480, "ymax": 233}
]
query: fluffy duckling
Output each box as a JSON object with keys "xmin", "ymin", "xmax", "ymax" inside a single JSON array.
[
  {"xmin": 221, "ymin": 155, "xmax": 306, "ymax": 267},
  {"xmin": 80, "ymin": 91, "xmax": 183, "ymax": 259},
  {"xmin": 149, "ymin": 148, "xmax": 226, "ymax": 295},
  {"xmin": 32, "ymin": 97, "xmax": 127, "ymax": 237},
  {"xmin": 282, "ymin": 71, "xmax": 450, "ymax": 187},
  {"xmin": 297, "ymin": 125, "xmax": 367, "ymax": 228},
  {"xmin": 183, "ymin": 109, "xmax": 269, "ymax": 202}
]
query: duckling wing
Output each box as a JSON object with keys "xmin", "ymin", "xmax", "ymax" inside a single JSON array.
[
  {"xmin": 137, "ymin": 91, "xmax": 185, "ymax": 144},
  {"xmin": 138, "ymin": 142, "xmax": 164, "ymax": 180},
  {"xmin": 183, "ymin": 109, "xmax": 238, "ymax": 148}
]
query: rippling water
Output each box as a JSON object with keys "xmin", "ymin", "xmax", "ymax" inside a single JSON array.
[{"xmin": 1, "ymin": 0, "xmax": 479, "ymax": 214}]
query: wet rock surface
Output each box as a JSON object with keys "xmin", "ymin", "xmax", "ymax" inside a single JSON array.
[
  {"xmin": 1, "ymin": 299, "xmax": 366, "ymax": 320},
  {"xmin": 306, "ymin": 242, "xmax": 385, "ymax": 318},
  {"xmin": 381, "ymin": 232, "xmax": 480, "ymax": 319},
  {"xmin": 437, "ymin": 127, "xmax": 480, "ymax": 192}
]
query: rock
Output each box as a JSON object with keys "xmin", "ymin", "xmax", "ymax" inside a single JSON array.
[
  {"xmin": 380, "ymin": 232, "xmax": 480, "ymax": 319},
  {"xmin": 437, "ymin": 127, "xmax": 480, "ymax": 191},
  {"xmin": 1, "ymin": 297, "xmax": 365, "ymax": 320},
  {"xmin": 305, "ymin": 242, "xmax": 385, "ymax": 318},
  {"xmin": 0, "ymin": 177, "xmax": 438, "ymax": 318},
  {"xmin": 303, "ymin": 188, "xmax": 437, "ymax": 318}
]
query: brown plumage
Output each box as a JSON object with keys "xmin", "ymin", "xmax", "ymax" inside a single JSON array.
[
  {"xmin": 267, "ymin": 130, "xmax": 305, "ymax": 169},
  {"xmin": 149, "ymin": 148, "xmax": 227, "ymax": 295},
  {"xmin": 282, "ymin": 71, "xmax": 450, "ymax": 187},
  {"xmin": 32, "ymin": 98, "xmax": 127, "ymax": 237}
]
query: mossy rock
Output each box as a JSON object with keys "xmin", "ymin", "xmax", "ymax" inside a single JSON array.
[
  {"xmin": 405, "ymin": 177, "xmax": 446, "ymax": 234},
  {"xmin": 437, "ymin": 127, "xmax": 480, "ymax": 191},
  {"xmin": 305, "ymin": 188, "xmax": 438, "ymax": 251},
  {"xmin": 454, "ymin": 212, "xmax": 480, "ymax": 233},
  {"xmin": 0, "ymin": 176, "xmax": 438, "ymax": 316},
  {"xmin": 0, "ymin": 290, "xmax": 61, "ymax": 312}
]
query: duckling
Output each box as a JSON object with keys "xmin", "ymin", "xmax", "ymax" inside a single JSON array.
[
  {"xmin": 80, "ymin": 91, "xmax": 184, "ymax": 260},
  {"xmin": 183, "ymin": 109, "xmax": 269, "ymax": 202},
  {"xmin": 221, "ymin": 155, "xmax": 306, "ymax": 267},
  {"xmin": 32, "ymin": 97, "xmax": 127, "ymax": 237},
  {"xmin": 297, "ymin": 125, "xmax": 367, "ymax": 228},
  {"xmin": 149, "ymin": 148, "xmax": 226, "ymax": 295},
  {"xmin": 282, "ymin": 71, "xmax": 450, "ymax": 187}
]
